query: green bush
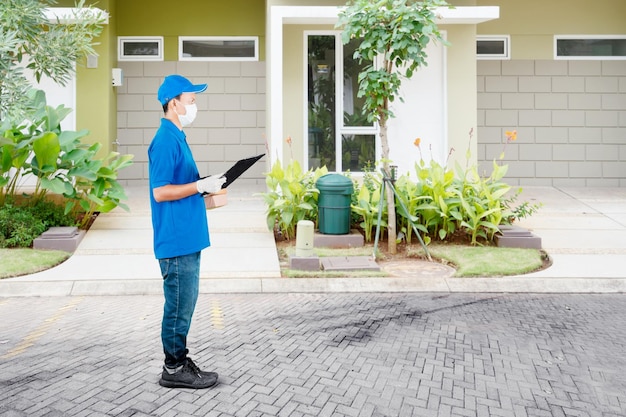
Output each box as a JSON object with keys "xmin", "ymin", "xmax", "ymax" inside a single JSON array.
[
  {"xmin": 1, "ymin": 89, "xmax": 133, "ymax": 228},
  {"xmin": 259, "ymin": 160, "xmax": 327, "ymax": 240},
  {"xmin": 351, "ymin": 170, "xmax": 387, "ymax": 242},
  {"xmin": 0, "ymin": 198, "xmax": 76, "ymax": 248},
  {"xmin": 261, "ymin": 132, "xmax": 540, "ymax": 246}
]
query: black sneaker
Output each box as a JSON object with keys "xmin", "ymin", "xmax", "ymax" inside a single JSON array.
[
  {"xmin": 186, "ymin": 358, "xmax": 218, "ymax": 379},
  {"xmin": 159, "ymin": 359, "xmax": 218, "ymax": 389}
]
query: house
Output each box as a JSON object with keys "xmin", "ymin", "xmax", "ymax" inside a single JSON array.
[{"xmin": 49, "ymin": 0, "xmax": 625, "ymax": 188}]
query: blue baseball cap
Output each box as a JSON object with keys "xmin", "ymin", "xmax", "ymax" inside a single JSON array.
[{"xmin": 157, "ymin": 74, "xmax": 207, "ymax": 105}]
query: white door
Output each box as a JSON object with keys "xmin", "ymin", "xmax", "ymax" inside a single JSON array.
[{"xmin": 386, "ymin": 37, "xmax": 446, "ymax": 178}]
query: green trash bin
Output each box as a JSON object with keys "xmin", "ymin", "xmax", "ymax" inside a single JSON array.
[{"xmin": 316, "ymin": 174, "xmax": 353, "ymax": 235}]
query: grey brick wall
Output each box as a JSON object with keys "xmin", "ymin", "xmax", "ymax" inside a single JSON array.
[
  {"xmin": 477, "ymin": 60, "xmax": 626, "ymax": 187},
  {"xmin": 115, "ymin": 61, "xmax": 267, "ymax": 187}
]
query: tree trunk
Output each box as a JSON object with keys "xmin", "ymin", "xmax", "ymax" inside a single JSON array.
[{"xmin": 379, "ymin": 121, "xmax": 397, "ymax": 254}]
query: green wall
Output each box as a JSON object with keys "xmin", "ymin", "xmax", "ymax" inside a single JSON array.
[
  {"xmin": 116, "ymin": 0, "xmax": 266, "ymax": 60},
  {"xmin": 51, "ymin": 0, "xmax": 266, "ymax": 155},
  {"xmin": 477, "ymin": 0, "xmax": 626, "ymax": 59}
]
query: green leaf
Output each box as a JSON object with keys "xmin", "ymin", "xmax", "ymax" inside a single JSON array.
[
  {"xmin": 32, "ymin": 132, "xmax": 60, "ymax": 170},
  {"xmin": 41, "ymin": 177, "xmax": 71, "ymax": 195}
]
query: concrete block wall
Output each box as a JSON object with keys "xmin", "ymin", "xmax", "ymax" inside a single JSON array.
[
  {"xmin": 115, "ymin": 61, "xmax": 267, "ymax": 187},
  {"xmin": 477, "ymin": 60, "xmax": 626, "ymax": 187}
]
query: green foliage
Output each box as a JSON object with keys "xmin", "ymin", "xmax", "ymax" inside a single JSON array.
[
  {"xmin": 410, "ymin": 159, "xmax": 459, "ymax": 241},
  {"xmin": 1, "ymin": 89, "xmax": 134, "ymax": 228},
  {"xmin": 393, "ymin": 174, "xmax": 430, "ymax": 244},
  {"xmin": 0, "ymin": 0, "xmax": 104, "ymax": 120},
  {"xmin": 503, "ymin": 188, "xmax": 543, "ymax": 223},
  {"xmin": 259, "ymin": 160, "xmax": 328, "ymax": 240},
  {"xmin": 261, "ymin": 145, "xmax": 539, "ymax": 246},
  {"xmin": 390, "ymin": 140, "xmax": 530, "ymax": 245},
  {"xmin": 351, "ymin": 170, "xmax": 386, "ymax": 242},
  {"xmin": 453, "ymin": 161, "xmax": 511, "ymax": 245},
  {"xmin": 0, "ymin": 198, "xmax": 76, "ymax": 248}
]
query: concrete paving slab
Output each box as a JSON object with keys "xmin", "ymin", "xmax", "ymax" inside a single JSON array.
[
  {"xmin": 208, "ymin": 232, "xmax": 276, "ymax": 248},
  {"xmin": 560, "ymin": 186, "xmax": 626, "ymax": 200},
  {"xmin": 76, "ymin": 229, "xmax": 153, "ymax": 250},
  {"xmin": 528, "ymin": 230, "xmax": 626, "ymax": 250},
  {"xmin": 321, "ymin": 256, "xmax": 380, "ymax": 271},
  {"xmin": 89, "ymin": 215, "xmax": 153, "ymax": 230},
  {"xmin": 517, "ymin": 212, "xmax": 623, "ymax": 230},
  {"xmin": 12, "ymin": 254, "xmax": 161, "ymax": 281},
  {"xmin": 522, "ymin": 254, "xmax": 626, "ymax": 278},
  {"xmin": 201, "ymin": 247, "xmax": 280, "ymax": 278},
  {"xmin": 608, "ymin": 213, "xmax": 626, "ymax": 226}
]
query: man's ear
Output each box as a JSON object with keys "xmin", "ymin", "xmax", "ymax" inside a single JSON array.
[{"xmin": 166, "ymin": 99, "xmax": 176, "ymax": 114}]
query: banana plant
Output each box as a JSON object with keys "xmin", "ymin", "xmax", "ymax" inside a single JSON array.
[
  {"xmin": 351, "ymin": 177, "xmax": 387, "ymax": 242},
  {"xmin": 1, "ymin": 89, "xmax": 133, "ymax": 228},
  {"xmin": 260, "ymin": 160, "xmax": 327, "ymax": 240},
  {"xmin": 393, "ymin": 174, "xmax": 430, "ymax": 244}
]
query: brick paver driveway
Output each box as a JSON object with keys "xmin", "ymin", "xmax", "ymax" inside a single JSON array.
[{"xmin": 1, "ymin": 293, "xmax": 625, "ymax": 416}]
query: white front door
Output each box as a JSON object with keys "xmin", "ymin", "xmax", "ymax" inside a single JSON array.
[{"xmin": 387, "ymin": 36, "xmax": 446, "ymax": 177}]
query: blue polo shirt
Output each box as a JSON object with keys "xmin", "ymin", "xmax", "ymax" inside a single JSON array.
[{"xmin": 148, "ymin": 118, "xmax": 210, "ymax": 259}]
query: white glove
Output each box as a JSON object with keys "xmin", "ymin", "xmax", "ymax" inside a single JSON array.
[{"xmin": 196, "ymin": 173, "xmax": 226, "ymax": 194}]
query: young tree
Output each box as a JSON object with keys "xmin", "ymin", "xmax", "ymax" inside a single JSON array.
[
  {"xmin": 0, "ymin": 0, "xmax": 104, "ymax": 121},
  {"xmin": 337, "ymin": 0, "xmax": 448, "ymax": 254}
]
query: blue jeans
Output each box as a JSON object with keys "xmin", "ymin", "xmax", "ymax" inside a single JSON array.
[{"xmin": 159, "ymin": 252, "xmax": 200, "ymax": 368}]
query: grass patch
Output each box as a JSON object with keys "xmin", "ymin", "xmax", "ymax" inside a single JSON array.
[
  {"xmin": 408, "ymin": 244, "xmax": 548, "ymax": 277},
  {"xmin": 0, "ymin": 249, "xmax": 70, "ymax": 279}
]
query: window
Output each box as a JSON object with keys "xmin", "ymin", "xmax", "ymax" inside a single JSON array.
[
  {"xmin": 476, "ymin": 36, "xmax": 510, "ymax": 60},
  {"xmin": 306, "ymin": 32, "xmax": 377, "ymax": 172},
  {"xmin": 179, "ymin": 37, "xmax": 258, "ymax": 61},
  {"xmin": 118, "ymin": 37, "xmax": 163, "ymax": 61},
  {"xmin": 555, "ymin": 36, "xmax": 626, "ymax": 60}
]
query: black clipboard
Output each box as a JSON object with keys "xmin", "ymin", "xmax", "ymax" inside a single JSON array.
[
  {"xmin": 222, "ymin": 153, "xmax": 264, "ymax": 188},
  {"xmin": 203, "ymin": 153, "xmax": 263, "ymax": 189}
]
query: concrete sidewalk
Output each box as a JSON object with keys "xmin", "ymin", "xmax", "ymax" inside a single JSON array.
[{"xmin": 0, "ymin": 186, "xmax": 625, "ymax": 297}]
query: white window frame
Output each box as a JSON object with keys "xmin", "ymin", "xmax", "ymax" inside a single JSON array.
[
  {"xmin": 118, "ymin": 36, "xmax": 163, "ymax": 61},
  {"xmin": 476, "ymin": 35, "xmax": 510, "ymax": 60},
  {"xmin": 555, "ymin": 35, "xmax": 626, "ymax": 60},
  {"xmin": 179, "ymin": 36, "xmax": 259, "ymax": 61},
  {"xmin": 303, "ymin": 31, "xmax": 379, "ymax": 173}
]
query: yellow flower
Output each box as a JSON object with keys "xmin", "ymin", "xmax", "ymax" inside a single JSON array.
[
  {"xmin": 286, "ymin": 136, "xmax": 292, "ymax": 145},
  {"xmin": 505, "ymin": 130, "xmax": 517, "ymax": 141},
  {"xmin": 413, "ymin": 138, "xmax": 421, "ymax": 147}
]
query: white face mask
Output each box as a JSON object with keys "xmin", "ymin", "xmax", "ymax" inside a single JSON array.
[{"xmin": 175, "ymin": 102, "xmax": 197, "ymax": 127}]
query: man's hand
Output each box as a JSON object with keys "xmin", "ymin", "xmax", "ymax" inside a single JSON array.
[{"xmin": 196, "ymin": 173, "xmax": 226, "ymax": 194}]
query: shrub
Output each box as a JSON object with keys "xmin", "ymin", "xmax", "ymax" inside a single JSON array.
[
  {"xmin": 261, "ymin": 130, "xmax": 539, "ymax": 246},
  {"xmin": 1, "ymin": 89, "xmax": 133, "ymax": 228},
  {"xmin": 0, "ymin": 198, "xmax": 76, "ymax": 248},
  {"xmin": 351, "ymin": 170, "xmax": 387, "ymax": 242},
  {"xmin": 259, "ymin": 160, "xmax": 327, "ymax": 240}
]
